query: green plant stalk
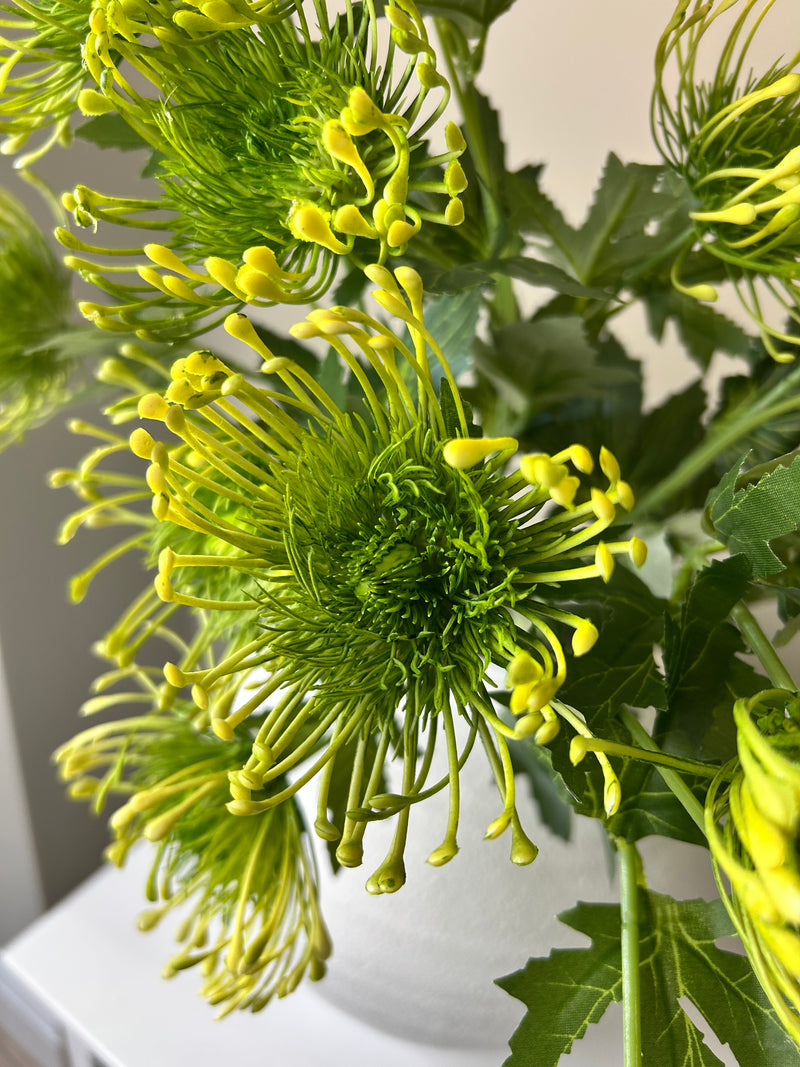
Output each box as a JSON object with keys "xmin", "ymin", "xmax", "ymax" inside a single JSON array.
[
  {"xmin": 731, "ymin": 602, "xmax": 797, "ymax": 690},
  {"xmin": 618, "ymin": 837, "xmax": 642, "ymax": 1067},
  {"xmin": 619, "ymin": 708, "xmax": 707, "ymax": 835},
  {"xmin": 633, "ymin": 364, "xmax": 800, "ymax": 518}
]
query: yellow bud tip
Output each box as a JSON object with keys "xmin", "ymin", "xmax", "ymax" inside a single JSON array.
[
  {"xmin": 690, "ymin": 203, "xmax": 757, "ymax": 226},
  {"xmin": 591, "ymin": 488, "xmax": 616, "ymax": 524},
  {"xmin": 138, "ymin": 394, "xmax": 169, "ymax": 421},
  {"xmin": 445, "ymin": 159, "xmax": 468, "ymax": 196},
  {"xmin": 572, "ymin": 618, "xmax": 599, "ymax": 657},
  {"xmin": 520, "ymin": 454, "xmax": 564, "ymax": 488},
  {"xmin": 211, "ymin": 717, "xmax": 233, "ymax": 741},
  {"xmin": 630, "ymin": 536, "xmax": 648, "ymax": 568},
  {"xmin": 514, "ymin": 711, "xmax": 545, "ymax": 738},
  {"xmin": 485, "ymin": 811, "xmax": 511, "ymax": 839},
  {"xmin": 192, "ymin": 683, "xmax": 209, "ymax": 711},
  {"xmin": 445, "ymin": 198, "xmax": 465, "ymax": 226},
  {"xmin": 427, "ymin": 841, "xmax": 458, "ymax": 867},
  {"xmin": 604, "ymin": 779, "xmax": 622, "ymax": 817},
  {"xmin": 77, "ymin": 89, "xmax": 114, "ymax": 116},
  {"xmin": 550, "ymin": 475, "xmax": 579, "ymax": 509},
  {"xmin": 163, "ymin": 661, "xmax": 184, "ymax": 687},
  {"xmin": 506, "ymin": 650, "xmax": 542, "ymax": 687},
  {"xmin": 336, "ymin": 841, "xmax": 364, "ymax": 868},
  {"xmin": 445, "ymin": 122, "xmax": 467, "ymax": 154},
  {"xmin": 685, "ymin": 283, "xmax": 718, "ymax": 302},
  {"xmin": 288, "ymin": 202, "xmax": 350, "ymax": 254},
  {"xmin": 570, "ymin": 736, "xmax": 589, "ymax": 765},
  {"xmin": 599, "ymin": 446, "xmax": 621, "ymax": 483},
  {"xmin": 443, "ymin": 436, "xmax": 517, "ymax": 469},
  {"xmin": 595, "ymin": 542, "xmax": 615, "ymax": 583},
  {"xmin": 616, "ymin": 480, "xmax": 635, "ymax": 512},
  {"xmin": 510, "ymin": 828, "xmax": 538, "ymax": 866},
  {"xmin": 526, "ymin": 678, "xmax": 561, "ymax": 713},
  {"xmin": 568, "ymin": 444, "xmax": 594, "ymax": 474},
  {"xmin": 534, "ymin": 719, "xmax": 560, "ymax": 746}
]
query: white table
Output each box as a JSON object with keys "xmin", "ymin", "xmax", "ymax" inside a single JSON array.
[{"xmin": 2, "ymin": 835, "xmax": 738, "ymax": 1067}]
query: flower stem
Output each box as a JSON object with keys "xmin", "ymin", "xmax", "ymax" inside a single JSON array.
[
  {"xmin": 617, "ymin": 837, "xmax": 642, "ymax": 1067},
  {"xmin": 632, "ymin": 363, "xmax": 800, "ymax": 518},
  {"xmin": 731, "ymin": 602, "xmax": 797, "ymax": 690},
  {"xmin": 619, "ymin": 708, "xmax": 707, "ymax": 835}
]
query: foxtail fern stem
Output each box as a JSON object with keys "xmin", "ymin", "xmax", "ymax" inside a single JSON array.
[
  {"xmin": 617, "ymin": 837, "xmax": 643, "ymax": 1067},
  {"xmin": 619, "ymin": 708, "xmax": 707, "ymax": 835},
  {"xmin": 731, "ymin": 602, "xmax": 797, "ymax": 690},
  {"xmin": 632, "ymin": 364, "xmax": 800, "ymax": 519}
]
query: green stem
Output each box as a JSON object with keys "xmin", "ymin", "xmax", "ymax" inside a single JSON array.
[
  {"xmin": 633, "ymin": 364, "xmax": 800, "ymax": 517},
  {"xmin": 619, "ymin": 708, "xmax": 707, "ymax": 834},
  {"xmin": 731, "ymin": 602, "xmax": 797, "ymax": 690},
  {"xmin": 577, "ymin": 737, "xmax": 726, "ymax": 780},
  {"xmin": 617, "ymin": 838, "xmax": 642, "ymax": 1067}
]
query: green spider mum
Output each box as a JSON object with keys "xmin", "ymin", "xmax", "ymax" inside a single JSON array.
[
  {"xmin": 57, "ymin": 0, "xmax": 467, "ymax": 341},
  {"xmin": 0, "ymin": 0, "xmax": 90, "ymax": 167},
  {"xmin": 54, "ymin": 708, "xmax": 331, "ymax": 1017},
  {"xmin": 116, "ymin": 265, "xmax": 645, "ymax": 889},
  {"xmin": 706, "ymin": 689, "xmax": 800, "ymax": 1045},
  {"xmin": 653, "ymin": 0, "xmax": 800, "ymax": 359},
  {"xmin": 0, "ymin": 187, "xmax": 83, "ymax": 447}
]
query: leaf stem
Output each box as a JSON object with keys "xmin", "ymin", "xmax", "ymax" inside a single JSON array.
[
  {"xmin": 617, "ymin": 837, "xmax": 642, "ymax": 1067},
  {"xmin": 619, "ymin": 708, "xmax": 707, "ymax": 835},
  {"xmin": 730, "ymin": 602, "xmax": 797, "ymax": 690}
]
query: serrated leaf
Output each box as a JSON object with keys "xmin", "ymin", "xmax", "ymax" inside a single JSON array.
[
  {"xmin": 425, "ymin": 256, "xmax": 606, "ymax": 299},
  {"xmin": 498, "ymin": 893, "xmax": 795, "ymax": 1067},
  {"xmin": 472, "ymin": 316, "xmax": 638, "ymax": 434},
  {"xmin": 661, "ymin": 556, "xmax": 765, "ymax": 760},
  {"xmin": 644, "ymin": 288, "xmax": 756, "ymax": 370},
  {"xmin": 75, "ymin": 114, "xmax": 148, "ymax": 152},
  {"xmin": 707, "ymin": 454, "xmax": 800, "ymax": 576}
]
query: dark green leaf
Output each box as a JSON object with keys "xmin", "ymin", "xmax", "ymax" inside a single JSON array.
[
  {"xmin": 707, "ymin": 454, "xmax": 800, "ymax": 576},
  {"xmin": 643, "ymin": 288, "xmax": 756, "ymax": 370},
  {"xmin": 661, "ymin": 557, "xmax": 765, "ymax": 760},
  {"xmin": 416, "ymin": 0, "xmax": 517, "ymax": 34},
  {"xmin": 499, "ymin": 893, "xmax": 795, "ymax": 1067},
  {"xmin": 423, "ymin": 288, "xmax": 482, "ymax": 384},
  {"xmin": 628, "ymin": 382, "xmax": 709, "ymax": 503},
  {"xmin": 75, "ymin": 114, "xmax": 148, "ymax": 152},
  {"xmin": 472, "ymin": 316, "xmax": 638, "ymax": 435},
  {"xmin": 425, "ymin": 257, "xmax": 606, "ymax": 299}
]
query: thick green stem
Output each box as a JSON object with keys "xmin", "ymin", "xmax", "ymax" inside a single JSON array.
[
  {"xmin": 633, "ymin": 365, "xmax": 800, "ymax": 518},
  {"xmin": 618, "ymin": 838, "xmax": 642, "ymax": 1067},
  {"xmin": 619, "ymin": 708, "xmax": 707, "ymax": 835},
  {"xmin": 731, "ymin": 602, "xmax": 797, "ymax": 690}
]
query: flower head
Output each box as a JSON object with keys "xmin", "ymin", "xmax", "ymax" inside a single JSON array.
[
  {"xmin": 0, "ymin": 187, "xmax": 80, "ymax": 447},
  {"xmin": 0, "ymin": 0, "xmax": 89, "ymax": 167},
  {"xmin": 57, "ymin": 0, "xmax": 467, "ymax": 340},
  {"xmin": 54, "ymin": 707, "xmax": 330, "ymax": 1016},
  {"xmin": 121, "ymin": 266, "xmax": 644, "ymax": 888},
  {"xmin": 653, "ymin": 0, "xmax": 800, "ymax": 359},
  {"xmin": 706, "ymin": 689, "xmax": 800, "ymax": 1044}
]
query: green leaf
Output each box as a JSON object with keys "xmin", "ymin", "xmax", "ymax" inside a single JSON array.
[
  {"xmin": 498, "ymin": 893, "xmax": 795, "ymax": 1067},
  {"xmin": 661, "ymin": 556, "xmax": 765, "ymax": 760},
  {"xmin": 472, "ymin": 316, "xmax": 638, "ymax": 435},
  {"xmin": 416, "ymin": 0, "xmax": 517, "ymax": 33},
  {"xmin": 707, "ymin": 454, "xmax": 800, "ymax": 576},
  {"xmin": 644, "ymin": 288, "xmax": 756, "ymax": 371},
  {"xmin": 502, "ymin": 155, "xmax": 673, "ymax": 288},
  {"xmin": 422, "ymin": 287, "xmax": 482, "ymax": 384},
  {"xmin": 424, "ymin": 256, "xmax": 606, "ymax": 299},
  {"xmin": 75, "ymin": 114, "xmax": 148, "ymax": 152}
]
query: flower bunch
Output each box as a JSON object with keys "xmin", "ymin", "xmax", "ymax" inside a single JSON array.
[
  {"xmin": 50, "ymin": 0, "xmax": 467, "ymax": 340},
  {"xmin": 653, "ymin": 0, "xmax": 800, "ymax": 358},
  {"xmin": 706, "ymin": 689, "xmax": 800, "ymax": 1042}
]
